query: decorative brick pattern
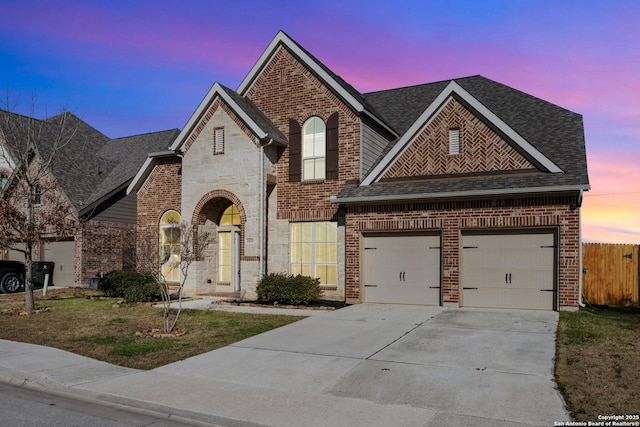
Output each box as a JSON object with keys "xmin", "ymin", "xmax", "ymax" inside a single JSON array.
[
  {"xmin": 383, "ymin": 98, "xmax": 534, "ymax": 179},
  {"xmin": 133, "ymin": 38, "xmax": 584, "ymax": 309},
  {"xmin": 245, "ymin": 47, "xmax": 358, "ymax": 221},
  {"xmin": 344, "ymin": 196, "xmax": 581, "ymax": 308},
  {"xmin": 191, "ymin": 189, "xmax": 255, "ymax": 261}
]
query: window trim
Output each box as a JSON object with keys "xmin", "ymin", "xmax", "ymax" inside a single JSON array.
[
  {"xmin": 449, "ymin": 128, "xmax": 460, "ymax": 155},
  {"xmin": 159, "ymin": 210, "xmax": 181, "ymax": 282},
  {"xmin": 33, "ymin": 181, "xmax": 43, "ymax": 205},
  {"xmin": 214, "ymin": 126, "xmax": 225, "ymax": 155},
  {"xmin": 302, "ymin": 117, "xmax": 326, "ymax": 181},
  {"xmin": 219, "ymin": 204, "xmax": 241, "ymax": 226},
  {"xmin": 290, "ymin": 221, "xmax": 338, "ymax": 287}
]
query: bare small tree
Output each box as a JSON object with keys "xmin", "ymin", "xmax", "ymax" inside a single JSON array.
[
  {"xmin": 139, "ymin": 221, "xmax": 213, "ymax": 333},
  {"xmin": 0, "ymin": 97, "xmax": 82, "ymax": 312}
]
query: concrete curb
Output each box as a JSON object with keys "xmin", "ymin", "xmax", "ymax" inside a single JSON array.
[{"xmin": 0, "ymin": 366, "xmax": 259, "ymax": 427}]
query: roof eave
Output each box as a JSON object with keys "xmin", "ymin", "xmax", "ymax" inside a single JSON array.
[
  {"xmin": 126, "ymin": 151, "xmax": 180, "ymax": 195},
  {"xmin": 237, "ymin": 31, "xmax": 364, "ymax": 113},
  {"xmin": 170, "ymin": 82, "xmax": 286, "ymax": 152},
  {"xmin": 331, "ymin": 184, "xmax": 590, "ymax": 205},
  {"xmin": 79, "ymin": 181, "xmax": 131, "ymax": 217}
]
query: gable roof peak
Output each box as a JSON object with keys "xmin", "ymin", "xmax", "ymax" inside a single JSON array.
[
  {"xmin": 237, "ymin": 30, "xmax": 398, "ymax": 138},
  {"xmin": 169, "ymin": 81, "xmax": 286, "ymax": 153},
  {"xmin": 361, "ymin": 78, "xmax": 565, "ymax": 186}
]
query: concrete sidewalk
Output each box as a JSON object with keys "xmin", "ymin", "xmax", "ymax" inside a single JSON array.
[{"xmin": 0, "ymin": 304, "xmax": 569, "ymax": 426}]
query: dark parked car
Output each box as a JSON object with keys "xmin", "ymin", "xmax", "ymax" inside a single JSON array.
[{"xmin": 0, "ymin": 260, "xmax": 26, "ymax": 293}]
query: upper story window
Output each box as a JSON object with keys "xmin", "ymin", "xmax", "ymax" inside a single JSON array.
[
  {"xmin": 449, "ymin": 128, "xmax": 460, "ymax": 155},
  {"xmin": 302, "ymin": 117, "xmax": 326, "ymax": 180},
  {"xmin": 214, "ymin": 126, "xmax": 224, "ymax": 154},
  {"xmin": 288, "ymin": 113, "xmax": 338, "ymax": 182},
  {"xmin": 33, "ymin": 181, "xmax": 43, "ymax": 205}
]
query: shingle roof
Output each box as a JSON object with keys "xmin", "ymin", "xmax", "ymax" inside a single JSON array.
[
  {"xmin": 82, "ymin": 128, "xmax": 180, "ymax": 213},
  {"xmin": 336, "ymin": 75, "xmax": 589, "ymax": 202},
  {"xmin": 218, "ymin": 84, "xmax": 287, "ymax": 145},
  {"xmin": 0, "ymin": 108, "xmax": 179, "ymax": 214}
]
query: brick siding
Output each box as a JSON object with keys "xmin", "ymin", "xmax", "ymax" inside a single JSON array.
[
  {"xmin": 383, "ymin": 98, "xmax": 534, "ymax": 179},
  {"xmin": 345, "ymin": 196, "xmax": 581, "ymax": 308},
  {"xmin": 136, "ymin": 158, "xmax": 182, "ymax": 274},
  {"xmin": 77, "ymin": 219, "xmax": 136, "ymax": 282},
  {"xmin": 245, "ymin": 46, "xmax": 358, "ymax": 221}
]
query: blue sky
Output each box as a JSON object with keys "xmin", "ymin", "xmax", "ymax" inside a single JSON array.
[{"xmin": 1, "ymin": 0, "xmax": 639, "ymax": 243}]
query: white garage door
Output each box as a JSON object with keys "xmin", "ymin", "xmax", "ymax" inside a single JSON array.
[
  {"xmin": 44, "ymin": 241, "xmax": 75, "ymax": 286},
  {"xmin": 461, "ymin": 232, "xmax": 556, "ymax": 310},
  {"xmin": 363, "ymin": 234, "xmax": 441, "ymax": 305}
]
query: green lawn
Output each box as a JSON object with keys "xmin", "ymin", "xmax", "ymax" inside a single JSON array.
[{"xmin": 0, "ymin": 288, "xmax": 304, "ymax": 370}]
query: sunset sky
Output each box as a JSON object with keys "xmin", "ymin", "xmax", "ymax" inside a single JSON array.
[{"xmin": 1, "ymin": 0, "xmax": 638, "ymax": 243}]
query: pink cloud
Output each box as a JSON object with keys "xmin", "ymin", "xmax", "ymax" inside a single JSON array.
[{"xmin": 581, "ymin": 151, "xmax": 640, "ymax": 243}]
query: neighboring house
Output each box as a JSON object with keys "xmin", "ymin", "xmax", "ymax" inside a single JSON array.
[
  {"xmin": 0, "ymin": 109, "xmax": 179, "ymax": 285},
  {"xmin": 129, "ymin": 30, "xmax": 590, "ymax": 310}
]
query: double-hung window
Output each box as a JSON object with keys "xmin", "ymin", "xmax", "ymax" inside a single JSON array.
[{"xmin": 290, "ymin": 222, "xmax": 337, "ymax": 286}]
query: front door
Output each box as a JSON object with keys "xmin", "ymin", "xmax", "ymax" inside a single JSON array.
[{"xmin": 218, "ymin": 230, "xmax": 240, "ymax": 292}]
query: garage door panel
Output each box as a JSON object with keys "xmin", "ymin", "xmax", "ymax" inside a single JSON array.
[
  {"xmin": 463, "ymin": 287, "xmax": 554, "ymax": 310},
  {"xmin": 363, "ymin": 235, "xmax": 440, "ymax": 305},
  {"xmin": 462, "ymin": 233, "xmax": 555, "ymax": 310},
  {"xmin": 44, "ymin": 241, "xmax": 75, "ymax": 286}
]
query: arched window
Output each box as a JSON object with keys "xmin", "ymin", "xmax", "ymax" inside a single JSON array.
[
  {"xmin": 33, "ymin": 181, "xmax": 43, "ymax": 205},
  {"xmin": 302, "ymin": 117, "xmax": 326, "ymax": 180},
  {"xmin": 219, "ymin": 204, "xmax": 241, "ymax": 226},
  {"xmin": 159, "ymin": 210, "xmax": 181, "ymax": 282}
]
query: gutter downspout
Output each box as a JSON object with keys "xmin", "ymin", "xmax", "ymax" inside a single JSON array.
[
  {"xmin": 259, "ymin": 139, "xmax": 275, "ymax": 279},
  {"xmin": 578, "ymin": 189, "xmax": 586, "ymax": 308}
]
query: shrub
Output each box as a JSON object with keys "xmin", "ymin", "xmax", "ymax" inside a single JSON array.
[
  {"xmin": 99, "ymin": 271, "xmax": 162, "ymax": 303},
  {"xmin": 256, "ymin": 273, "xmax": 322, "ymax": 305}
]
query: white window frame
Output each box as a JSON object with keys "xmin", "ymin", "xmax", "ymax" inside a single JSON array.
[
  {"xmin": 159, "ymin": 210, "xmax": 181, "ymax": 283},
  {"xmin": 302, "ymin": 117, "xmax": 326, "ymax": 180},
  {"xmin": 449, "ymin": 128, "xmax": 460, "ymax": 155},
  {"xmin": 290, "ymin": 221, "xmax": 337, "ymax": 287},
  {"xmin": 217, "ymin": 205, "xmax": 241, "ymax": 287},
  {"xmin": 214, "ymin": 126, "xmax": 224, "ymax": 154}
]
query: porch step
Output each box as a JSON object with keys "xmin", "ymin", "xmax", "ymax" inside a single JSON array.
[{"xmin": 197, "ymin": 291, "xmax": 241, "ymax": 299}]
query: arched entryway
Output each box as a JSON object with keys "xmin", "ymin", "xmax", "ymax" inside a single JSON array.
[{"xmin": 191, "ymin": 191, "xmax": 247, "ymax": 295}]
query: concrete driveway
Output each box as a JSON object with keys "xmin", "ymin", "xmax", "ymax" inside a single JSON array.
[{"xmin": 78, "ymin": 304, "xmax": 568, "ymax": 426}]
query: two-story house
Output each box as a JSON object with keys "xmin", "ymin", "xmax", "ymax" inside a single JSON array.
[
  {"xmin": 0, "ymin": 109, "xmax": 179, "ymax": 286},
  {"xmin": 129, "ymin": 31, "xmax": 589, "ymax": 310}
]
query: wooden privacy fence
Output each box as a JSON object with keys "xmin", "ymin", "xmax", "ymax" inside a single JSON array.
[{"xmin": 582, "ymin": 243, "xmax": 639, "ymax": 306}]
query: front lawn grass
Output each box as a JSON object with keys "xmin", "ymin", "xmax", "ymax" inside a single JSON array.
[
  {"xmin": 555, "ymin": 305, "xmax": 640, "ymax": 421},
  {"xmin": 0, "ymin": 288, "xmax": 304, "ymax": 370}
]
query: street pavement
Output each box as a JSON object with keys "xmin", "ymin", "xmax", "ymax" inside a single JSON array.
[{"xmin": 0, "ymin": 303, "xmax": 569, "ymax": 426}]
